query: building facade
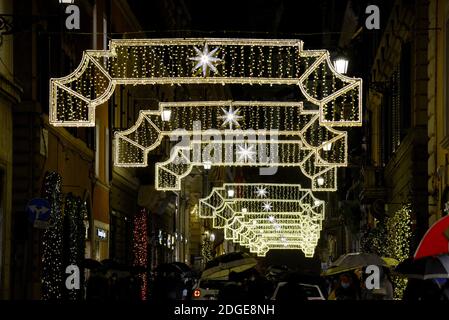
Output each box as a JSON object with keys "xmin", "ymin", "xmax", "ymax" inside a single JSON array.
[{"xmin": 427, "ymin": 0, "xmax": 449, "ymax": 224}]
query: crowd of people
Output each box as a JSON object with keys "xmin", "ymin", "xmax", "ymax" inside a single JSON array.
[
  {"xmin": 82, "ymin": 262, "xmax": 449, "ymax": 301},
  {"xmin": 325, "ymin": 267, "xmax": 393, "ymax": 300}
]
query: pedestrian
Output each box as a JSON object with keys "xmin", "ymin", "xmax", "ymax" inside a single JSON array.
[{"xmin": 334, "ymin": 273, "xmax": 360, "ymax": 300}]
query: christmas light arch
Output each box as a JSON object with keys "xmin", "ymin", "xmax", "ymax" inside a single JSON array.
[
  {"xmin": 199, "ymin": 183, "xmax": 325, "ymax": 257},
  {"xmin": 49, "ymin": 38, "xmax": 362, "ymax": 191},
  {"xmin": 115, "ymin": 101, "xmax": 347, "ymax": 191},
  {"xmin": 50, "ymin": 38, "xmax": 362, "ymax": 127}
]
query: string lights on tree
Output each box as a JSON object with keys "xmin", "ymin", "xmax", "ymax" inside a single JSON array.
[
  {"xmin": 42, "ymin": 171, "xmax": 64, "ymax": 300},
  {"xmin": 133, "ymin": 208, "xmax": 149, "ymax": 300}
]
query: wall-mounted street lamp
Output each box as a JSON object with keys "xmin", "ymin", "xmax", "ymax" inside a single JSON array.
[
  {"xmin": 203, "ymin": 161, "xmax": 212, "ymax": 170},
  {"xmin": 333, "ymin": 55, "xmax": 349, "ymax": 75},
  {"xmin": 161, "ymin": 109, "xmax": 172, "ymax": 122}
]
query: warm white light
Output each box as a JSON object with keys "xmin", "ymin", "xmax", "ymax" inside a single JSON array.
[
  {"xmin": 210, "ymin": 233, "xmax": 215, "ymax": 241},
  {"xmin": 227, "ymin": 189, "xmax": 235, "ymax": 197},
  {"xmin": 219, "ymin": 106, "xmax": 243, "ymax": 129},
  {"xmin": 262, "ymin": 202, "xmax": 273, "ymax": 212},
  {"xmin": 322, "ymin": 141, "xmax": 332, "ymax": 151},
  {"xmin": 189, "ymin": 45, "xmax": 221, "ymax": 77},
  {"xmin": 203, "ymin": 161, "xmax": 212, "ymax": 170},
  {"xmin": 333, "ymin": 57, "xmax": 349, "ymax": 74},
  {"xmin": 314, "ymin": 199, "xmax": 322, "ymax": 207},
  {"xmin": 255, "ymin": 187, "xmax": 268, "ymax": 198},
  {"xmin": 236, "ymin": 144, "xmax": 257, "ymax": 163},
  {"xmin": 317, "ymin": 176, "xmax": 325, "ymax": 186},
  {"xmin": 161, "ymin": 109, "xmax": 172, "ymax": 121},
  {"xmin": 59, "ymin": 0, "xmax": 74, "ymax": 3},
  {"xmin": 242, "ymin": 208, "xmax": 248, "ymax": 213},
  {"xmin": 268, "ymin": 215, "xmax": 275, "ymax": 222},
  {"xmin": 252, "ymin": 220, "xmax": 257, "ymax": 226},
  {"xmin": 275, "ymin": 224, "xmax": 281, "ymax": 231}
]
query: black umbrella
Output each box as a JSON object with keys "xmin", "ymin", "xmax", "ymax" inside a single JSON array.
[{"xmin": 395, "ymin": 254, "xmax": 449, "ymax": 280}]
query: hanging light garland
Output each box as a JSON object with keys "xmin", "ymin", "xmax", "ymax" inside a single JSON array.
[
  {"xmin": 114, "ymin": 101, "xmax": 346, "ymax": 191},
  {"xmin": 49, "ymin": 38, "xmax": 361, "ymax": 192},
  {"xmin": 49, "ymin": 38, "xmax": 362, "ymax": 127},
  {"xmin": 133, "ymin": 208, "xmax": 149, "ymax": 300},
  {"xmin": 42, "ymin": 171, "xmax": 64, "ymax": 300},
  {"xmin": 199, "ymin": 183, "xmax": 325, "ymax": 257},
  {"xmin": 63, "ymin": 194, "xmax": 86, "ymax": 300}
]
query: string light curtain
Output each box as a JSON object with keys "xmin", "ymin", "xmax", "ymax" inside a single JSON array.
[
  {"xmin": 49, "ymin": 39, "xmax": 362, "ymax": 192},
  {"xmin": 114, "ymin": 101, "xmax": 346, "ymax": 191},
  {"xmin": 199, "ymin": 183, "xmax": 325, "ymax": 257},
  {"xmin": 49, "ymin": 38, "xmax": 362, "ymax": 127},
  {"xmin": 133, "ymin": 208, "xmax": 149, "ymax": 300}
]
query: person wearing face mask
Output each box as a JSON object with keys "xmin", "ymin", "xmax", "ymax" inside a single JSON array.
[{"xmin": 334, "ymin": 273, "xmax": 360, "ymax": 300}]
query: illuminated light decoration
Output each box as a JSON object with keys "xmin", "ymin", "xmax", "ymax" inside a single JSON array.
[
  {"xmin": 114, "ymin": 101, "xmax": 347, "ymax": 192},
  {"xmin": 256, "ymin": 187, "xmax": 268, "ymax": 198},
  {"xmin": 189, "ymin": 45, "xmax": 222, "ymax": 77},
  {"xmin": 227, "ymin": 188, "xmax": 235, "ymax": 198},
  {"xmin": 49, "ymin": 38, "xmax": 362, "ymax": 127},
  {"xmin": 42, "ymin": 172, "xmax": 64, "ymax": 300},
  {"xmin": 133, "ymin": 208, "xmax": 149, "ymax": 300},
  {"xmin": 199, "ymin": 183, "xmax": 325, "ymax": 257},
  {"xmin": 262, "ymin": 202, "xmax": 273, "ymax": 212},
  {"xmin": 50, "ymin": 38, "xmax": 362, "ymax": 191},
  {"xmin": 236, "ymin": 143, "xmax": 257, "ymax": 163},
  {"xmin": 219, "ymin": 106, "xmax": 243, "ymax": 129}
]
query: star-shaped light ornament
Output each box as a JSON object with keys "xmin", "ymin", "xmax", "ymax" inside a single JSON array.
[
  {"xmin": 219, "ymin": 106, "xmax": 243, "ymax": 129},
  {"xmin": 189, "ymin": 45, "xmax": 222, "ymax": 77},
  {"xmin": 262, "ymin": 202, "xmax": 273, "ymax": 212},
  {"xmin": 255, "ymin": 187, "xmax": 268, "ymax": 198},
  {"xmin": 236, "ymin": 144, "xmax": 257, "ymax": 163}
]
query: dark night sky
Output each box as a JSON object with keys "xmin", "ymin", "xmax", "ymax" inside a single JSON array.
[{"xmin": 127, "ymin": 0, "xmax": 349, "ymax": 49}]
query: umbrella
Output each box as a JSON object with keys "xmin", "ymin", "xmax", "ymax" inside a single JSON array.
[
  {"xmin": 382, "ymin": 257, "xmax": 399, "ymax": 268},
  {"xmin": 201, "ymin": 253, "xmax": 258, "ymax": 280},
  {"xmin": 395, "ymin": 254, "xmax": 449, "ymax": 280},
  {"xmin": 414, "ymin": 215, "xmax": 449, "ymax": 259},
  {"xmin": 322, "ymin": 252, "xmax": 387, "ymax": 276}
]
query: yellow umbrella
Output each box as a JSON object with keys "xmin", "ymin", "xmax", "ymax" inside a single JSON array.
[
  {"xmin": 201, "ymin": 257, "xmax": 257, "ymax": 280},
  {"xmin": 382, "ymin": 257, "xmax": 399, "ymax": 268}
]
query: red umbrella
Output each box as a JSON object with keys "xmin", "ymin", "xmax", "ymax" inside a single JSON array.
[{"xmin": 414, "ymin": 215, "xmax": 449, "ymax": 259}]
